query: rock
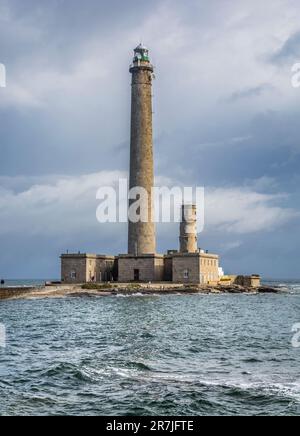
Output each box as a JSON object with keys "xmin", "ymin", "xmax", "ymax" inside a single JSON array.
[{"xmin": 257, "ymin": 286, "xmax": 279, "ymax": 293}]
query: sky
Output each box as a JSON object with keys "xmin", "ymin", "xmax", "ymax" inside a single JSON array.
[{"xmin": 0, "ymin": 0, "xmax": 300, "ymax": 279}]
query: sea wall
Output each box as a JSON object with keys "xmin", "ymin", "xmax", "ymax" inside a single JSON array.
[{"xmin": 0, "ymin": 288, "xmax": 36, "ymax": 300}]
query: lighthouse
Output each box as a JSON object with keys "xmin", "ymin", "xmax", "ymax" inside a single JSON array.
[
  {"xmin": 61, "ymin": 45, "xmax": 222, "ymax": 286},
  {"xmin": 128, "ymin": 44, "xmax": 156, "ymax": 256}
]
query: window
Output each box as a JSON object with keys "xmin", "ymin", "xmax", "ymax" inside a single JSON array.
[
  {"xmin": 184, "ymin": 269, "xmax": 189, "ymax": 279},
  {"xmin": 70, "ymin": 270, "xmax": 76, "ymax": 280}
]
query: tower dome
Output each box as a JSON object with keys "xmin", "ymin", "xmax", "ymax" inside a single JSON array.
[{"xmin": 133, "ymin": 43, "xmax": 150, "ymax": 62}]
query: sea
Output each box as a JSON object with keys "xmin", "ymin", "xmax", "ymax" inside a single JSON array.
[{"xmin": 0, "ymin": 279, "xmax": 299, "ymax": 416}]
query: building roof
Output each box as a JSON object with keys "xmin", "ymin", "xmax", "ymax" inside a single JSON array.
[{"xmin": 135, "ymin": 43, "xmax": 148, "ymax": 52}]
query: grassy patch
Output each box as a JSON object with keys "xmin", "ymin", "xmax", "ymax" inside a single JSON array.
[
  {"xmin": 81, "ymin": 283, "xmax": 113, "ymax": 290},
  {"xmin": 125, "ymin": 283, "xmax": 142, "ymax": 291}
]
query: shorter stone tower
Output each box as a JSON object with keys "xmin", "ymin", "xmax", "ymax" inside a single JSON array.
[{"xmin": 179, "ymin": 204, "xmax": 198, "ymax": 253}]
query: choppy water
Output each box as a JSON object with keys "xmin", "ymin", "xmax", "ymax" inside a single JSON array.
[
  {"xmin": 0, "ymin": 280, "xmax": 300, "ymax": 416},
  {"xmin": 0, "ymin": 279, "xmax": 53, "ymax": 288}
]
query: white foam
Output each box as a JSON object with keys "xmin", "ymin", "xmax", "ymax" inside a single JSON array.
[{"xmin": 116, "ymin": 293, "xmax": 159, "ymax": 298}]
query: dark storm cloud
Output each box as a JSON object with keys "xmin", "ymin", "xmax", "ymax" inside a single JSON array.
[
  {"xmin": 226, "ymin": 84, "xmax": 274, "ymax": 102},
  {"xmin": 1, "ymin": 0, "xmax": 300, "ymax": 278}
]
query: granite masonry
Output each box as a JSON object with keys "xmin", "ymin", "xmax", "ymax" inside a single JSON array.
[{"xmin": 60, "ymin": 45, "xmax": 260, "ymax": 287}]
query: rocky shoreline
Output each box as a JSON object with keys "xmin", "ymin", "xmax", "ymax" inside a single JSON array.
[{"xmin": 0, "ymin": 283, "xmax": 281, "ymax": 300}]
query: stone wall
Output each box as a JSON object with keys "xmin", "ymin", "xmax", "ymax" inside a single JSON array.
[
  {"xmin": 234, "ymin": 275, "xmax": 261, "ymax": 288},
  {"xmin": 172, "ymin": 254, "xmax": 200, "ymax": 284},
  {"xmin": 248, "ymin": 276, "xmax": 261, "ymax": 287},
  {"xmin": 0, "ymin": 288, "xmax": 35, "ymax": 300},
  {"xmin": 154, "ymin": 256, "xmax": 165, "ymax": 281},
  {"xmin": 199, "ymin": 253, "xmax": 219, "ymax": 284},
  {"xmin": 164, "ymin": 256, "xmax": 173, "ymax": 281},
  {"xmin": 118, "ymin": 255, "xmax": 164, "ymax": 282},
  {"xmin": 86, "ymin": 256, "xmax": 97, "ymax": 282},
  {"xmin": 96, "ymin": 257, "xmax": 116, "ymax": 282},
  {"xmin": 172, "ymin": 252, "xmax": 220, "ymax": 284},
  {"xmin": 61, "ymin": 254, "xmax": 115, "ymax": 284},
  {"xmin": 61, "ymin": 254, "xmax": 89, "ymax": 284}
]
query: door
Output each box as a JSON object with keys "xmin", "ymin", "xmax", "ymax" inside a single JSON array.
[{"xmin": 134, "ymin": 269, "xmax": 140, "ymax": 281}]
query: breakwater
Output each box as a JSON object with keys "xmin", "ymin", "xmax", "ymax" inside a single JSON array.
[{"xmin": 0, "ymin": 287, "xmax": 36, "ymax": 300}]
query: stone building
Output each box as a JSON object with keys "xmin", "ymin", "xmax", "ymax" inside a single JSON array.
[
  {"xmin": 171, "ymin": 252, "xmax": 219, "ymax": 284},
  {"xmin": 234, "ymin": 275, "xmax": 261, "ymax": 288},
  {"xmin": 118, "ymin": 254, "xmax": 165, "ymax": 283},
  {"xmin": 169, "ymin": 205, "xmax": 219, "ymax": 284},
  {"xmin": 61, "ymin": 254, "xmax": 116, "ymax": 284},
  {"xmin": 60, "ymin": 45, "xmax": 223, "ymax": 286}
]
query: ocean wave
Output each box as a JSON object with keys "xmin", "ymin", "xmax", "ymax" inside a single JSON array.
[
  {"xmin": 264, "ymin": 281, "xmax": 300, "ymax": 294},
  {"xmin": 242, "ymin": 357, "xmax": 264, "ymax": 363},
  {"xmin": 1, "ymin": 290, "xmax": 300, "ymax": 416},
  {"xmin": 115, "ymin": 293, "xmax": 159, "ymax": 298},
  {"xmin": 122, "ymin": 368, "xmax": 299, "ymax": 402},
  {"xmin": 75, "ymin": 363, "xmax": 300, "ymax": 404}
]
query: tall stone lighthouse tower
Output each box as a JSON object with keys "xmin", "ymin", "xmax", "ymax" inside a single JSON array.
[{"xmin": 128, "ymin": 44, "xmax": 156, "ymax": 255}]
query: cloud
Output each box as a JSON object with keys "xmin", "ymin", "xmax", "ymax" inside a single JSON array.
[
  {"xmin": 244, "ymin": 176, "xmax": 279, "ymax": 192},
  {"xmin": 205, "ymin": 187, "xmax": 299, "ymax": 234},
  {"xmin": 1, "ymin": 0, "xmax": 300, "ymax": 277},
  {"xmin": 0, "ymin": 169, "xmax": 299, "ymax": 278},
  {"xmin": 219, "ymin": 241, "xmax": 242, "ymax": 252},
  {"xmin": 226, "ymin": 84, "xmax": 274, "ymax": 103},
  {"xmin": 196, "ymin": 135, "xmax": 252, "ymax": 149},
  {"xmin": 0, "ymin": 172, "xmax": 297, "ymax": 239},
  {"xmin": 270, "ymin": 31, "xmax": 300, "ymax": 64},
  {"xmin": 0, "ymin": 171, "xmax": 126, "ymax": 237}
]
